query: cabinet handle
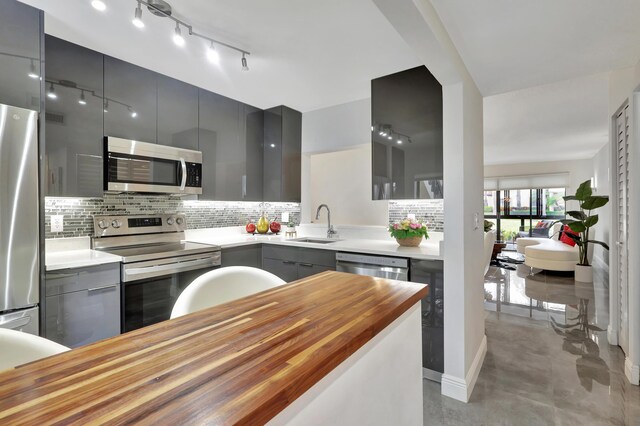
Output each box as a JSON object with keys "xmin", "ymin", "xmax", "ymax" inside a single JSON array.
[
  {"xmin": 299, "ymin": 263, "xmax": 313, "ymax": 267},
  {"xmin": 48, "ymin": 272, "xmax": 78, "ymax": 280},
  {"xmin": 88, "ymin": 284, "xmax": 118, "ymax": 293},
  {"xmin": 282, "ymin": 260, "xmax": 296, "ymax": 265}
]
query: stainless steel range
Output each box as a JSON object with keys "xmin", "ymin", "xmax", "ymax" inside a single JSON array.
[{"xmin": 92, "ymin": 214, "xmax": 220, "ymax": 332}]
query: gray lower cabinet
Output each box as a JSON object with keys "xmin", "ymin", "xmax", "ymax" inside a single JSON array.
[
  {"xmin": 221, "ymin": 245, "xmax": 262, "ymax": 268},
  {"xmin": 262, "ymin": 245, "xmax": 335, "ymax": 281},
  {"xmin": 410, "ymin": 259, "xmax": 444, "ymax": 375},
  {"xmin": 45, "ymin": 263, "xmax": 120, "ymax": 348}
]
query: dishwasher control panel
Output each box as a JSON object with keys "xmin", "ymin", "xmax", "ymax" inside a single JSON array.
[{"xmin": 335, "ymin": 252, "xmax": 408, "ymax": 268}]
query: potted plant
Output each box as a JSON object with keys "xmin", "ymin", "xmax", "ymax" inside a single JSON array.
[
  {"xmin": 557, "ymin": 180, "xmax": 609, "ymax": 282},
  {"xmin": 388, "ymin": 217, "xmax": 429, "ymax": 247}
]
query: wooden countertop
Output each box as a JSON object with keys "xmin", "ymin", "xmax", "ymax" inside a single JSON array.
[{"xmin": 0, "ymin": 271, "xmax": 427, "ymax": 425}]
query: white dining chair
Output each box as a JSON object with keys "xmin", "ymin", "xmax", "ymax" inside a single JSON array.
[
  {"xmin": 170, "ymin": 266, "xmax": 286, "ymax": 319},
  {"xmin": 483, "ymin": 230, "xmax": 497, "ymax": 276},
  {"xmin": 0, "ymin": 328, "xmax": 70, "ymax": 372}
]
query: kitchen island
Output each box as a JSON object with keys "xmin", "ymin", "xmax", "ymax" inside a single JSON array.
[{"xmin": 0, "ymin": 271, "xmax": 427, "ymax": 425}]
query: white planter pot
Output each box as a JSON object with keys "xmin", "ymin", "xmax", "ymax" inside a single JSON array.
[{"xmin": 575, "ymin": 264, "xmax": 593, "ymax": 283}]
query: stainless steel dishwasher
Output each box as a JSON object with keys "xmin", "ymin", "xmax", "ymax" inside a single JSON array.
[{"xmin": 335, "ymin": 252, "xmax": 409, "ymax": 281}]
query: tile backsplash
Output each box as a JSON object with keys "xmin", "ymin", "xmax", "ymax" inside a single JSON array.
[
  {"xmin": 45, "ymin": 195, "xmax": 301, "ymax": 239},
  {"xmin": 388, "ymin": 200, "xmax": 444, "ymax": 232}
]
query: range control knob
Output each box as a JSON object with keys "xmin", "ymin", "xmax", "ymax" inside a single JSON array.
[
  {"xmin": 176, "ymin": 217, "xmax": 184, "ymax": 225},
  {"xmin": 97, "ymin": 220, "xmax": 109, "ymax": 230},
  {"xmin": 111, "ymin": 219, "xmax": 122, "ymax": 229},
  {"xmin": 167, "ymin": 217, "xmax": 175, "ymax": 225}
]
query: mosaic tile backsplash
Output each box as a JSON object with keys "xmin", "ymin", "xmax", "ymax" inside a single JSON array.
[
  {"xmin": 45, "ymin": 195, "xmax": 301, "ymax": 239},
  {"xmin": 388, "ymin": 200, "xmax": 444, "ymax": 232}
]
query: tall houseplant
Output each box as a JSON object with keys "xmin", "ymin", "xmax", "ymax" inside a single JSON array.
[{"xmin": 558, "ymin": 180, "xmax": 609, "ymax": 281}]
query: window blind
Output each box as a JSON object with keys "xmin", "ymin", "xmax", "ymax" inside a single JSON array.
[{"xmin": 484, "ymin": 173, "xmax": 570, "ymax": 190}]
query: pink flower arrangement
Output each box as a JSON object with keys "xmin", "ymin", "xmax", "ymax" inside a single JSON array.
[{"xmin": 388, "ymin": 217, "xmax": 429, "ymax": 239}]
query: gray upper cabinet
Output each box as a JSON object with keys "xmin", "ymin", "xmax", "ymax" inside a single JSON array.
[
  {"xmin": 241, "ymin": 103, "xmax": 264, "ymax": 201},
  {"xmin": 157, "ymin": 74, "xmax": 198, "ymax": 150},
  {"xmin": 44, "ymin": 36, "xmax": 104, "ymax": 197},
  {"xmin": 198, "ymin": 89, "xmax": 240, "ymax": 200},
  {"xmin": 0, "ymin": 0, "xmax": 42, "ymax": 111},
  {"xmin": 371, "ymin": 66, "xmax": 443, "ymax": 200},
  {"xmin": 104, "ymin": 56, "xmax": 157, "ymax": 143},
  {"xmin": 263, "ymin": 106, "xmax": 301, "ymax": 202}
]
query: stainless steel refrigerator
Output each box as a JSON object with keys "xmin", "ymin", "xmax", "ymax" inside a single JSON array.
[{"xmin": 0, "ymin": 103, "xmax": 40, "ymax": 335}]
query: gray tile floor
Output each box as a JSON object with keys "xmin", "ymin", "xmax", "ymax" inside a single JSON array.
[{"xmin": 423, "ymin": 264, "xmax": 640, "ymax": 425}]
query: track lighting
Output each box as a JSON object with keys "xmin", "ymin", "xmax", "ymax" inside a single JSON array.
[
  {"xmin": 91, "ymin": 0, "xmax": 106, "ymax": 11},
  {"xmin": 28, "ymin": 60, "xmax": 38, "ymax": 79},
  {"xmin": 241, "ymin": 53, "xmax": 249, "ymax": 71},
  {"xmin": 132, "ymin": 2, "xmax": 144, "ymax": 28},
  {"xmin": 128, "ymin": 107, "xmax": 137, "ymax": 118},
  {"xmin": 387, "ymin": 135, "xmax": 392, "ymax": 140},
  {"xmin": 207, "ymin": 42, "xmax": 219, "ymax": 64},
  {"xmin": 47, "ymin": 83, "xmax": 57, "ymax": 100},
  {"xmin": 78, "ymin": 90, "xmax": 87, "ymax": 105},
  {"xmin": 173, "ymin": 23, "xmax": 185, "ymax": 47},
  {"xmin": 397, "ymin": 139, "xmax": 403, "ymax": 145},
  {"xmin": 103, "ymin": 100, "xmax": 109, "ymax": 113}
]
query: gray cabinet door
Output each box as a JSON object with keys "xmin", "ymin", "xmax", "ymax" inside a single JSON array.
[
  {"xmin": 0, "ymin": 0, "xmax": 42, "ymax": 111},
  {"xmin": 241, "ymin": 103, "xmax": 264, "ymax": 201},
  {"xmin": 45, "ymin": 283, "xmax": 120, "ymax": 348},
  {"xmin": 157, "ymin": 75, "xmax": 198, "ymax": 150},
  {"xmin": 371, "ymin": 66, "xmax": 443, "ymax": 200},
  {"xmin": 222, "ymin": 245, "xmax": 262, "ymax": 268},
  {"xmin": 262, "ymin": 258, "xmax": 298, "ymax": 282},
  {"xmin": 297, "ymin": 263, "xmax": 334, "ymax": 279},
  {"xmin": 410, "ymin": 259, "xmax": 443, "ymax": 373},
  {"xmin": 263, "ymin": 106, "xmax": 302, "ymax": 202},
  {"xmin": 104, "ymin": 56, "xmax": 157, "ymax": 143},
  {"xmin": 44, "ymin": 35, "xmax": 104, "ymax": 197},
  {"xmin": 198, "ymin": 89, "xmax": 241, "ymax": 200}
]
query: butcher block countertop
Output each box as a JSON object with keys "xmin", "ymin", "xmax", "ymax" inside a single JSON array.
[{"xmin": 0, "ymin": 271, "xmax": 428, "ymax": 425}]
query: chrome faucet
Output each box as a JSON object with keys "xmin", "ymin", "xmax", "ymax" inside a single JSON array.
[{"xmin": 315, "ymin": 204, "xmax": 338, "ymax": 238}]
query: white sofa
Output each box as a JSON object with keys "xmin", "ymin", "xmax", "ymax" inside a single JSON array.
[{"xmin": 516, "ymin": 223, "xmax": 579, "ymax": 272}]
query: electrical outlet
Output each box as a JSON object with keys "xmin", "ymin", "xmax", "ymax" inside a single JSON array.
[
  {"xmin": 281, "ymin": 212, "xmax": 290, "ymax": 223},
  {"xmin": 51, "ymin": 215, "xmax": 64, "ymax": 233}
]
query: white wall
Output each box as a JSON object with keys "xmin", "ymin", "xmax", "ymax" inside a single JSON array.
[
  {"xmin": 308, "ymin": 145, "xmax": 388, "ymax": 226},
  {"xmin": 592, "ymin": 144, "xmax": 611, "ymax": 270},
  {"xmin": 301, "ymin": 98, "xmax": 390, "ymax": 225}
]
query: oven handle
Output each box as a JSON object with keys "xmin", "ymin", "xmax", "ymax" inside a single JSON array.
[
  {"xmin": 123, "ymin": 256, "xmax": 217, "ymax": 282},
  {"xmin": 180, "ymin": 158, "xmax": 187, "ymax": 190}
]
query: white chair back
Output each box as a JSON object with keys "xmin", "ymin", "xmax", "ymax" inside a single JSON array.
[
  {"xmin": 0, "ymin": 328, "xmax": 69, "ymax": 372},
  {"xmin": 171, "ymin": 266, "xmax": 286, "ymax": 319},
  {"xmin": 483, "ymin": 230, "xmax": 497, "ymax": 276}
]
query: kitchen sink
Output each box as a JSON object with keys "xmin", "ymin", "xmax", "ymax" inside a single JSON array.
[{"xmin": 289, "ymin": 237, "xmax": 341, "ymax": 244}]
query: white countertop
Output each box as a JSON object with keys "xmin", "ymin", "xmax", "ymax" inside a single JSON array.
[
  {"xmin": 45, "ymin": 237, "xmax": 122, "ymax": 271},
  {"xmin": 44, "ymin": 225, "xmax": 442, "ymax": 271}
]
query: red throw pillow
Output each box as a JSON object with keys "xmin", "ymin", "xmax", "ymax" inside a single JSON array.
[
  {"xmin": 560, "ymin": 225, "xmax": 578, "ymax": 247},
  {"xmin": 535, "ymin": 221, "xmax": 544, "ymax": 228}
]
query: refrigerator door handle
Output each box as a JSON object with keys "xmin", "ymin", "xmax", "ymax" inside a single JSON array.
[{"xmin": 0, "ymin": 316, "xmax": 31, "ymax": 330}]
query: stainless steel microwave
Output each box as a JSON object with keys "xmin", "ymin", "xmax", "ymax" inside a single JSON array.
[{"xmin": 104, "ymin": 137, "xmax": 202, "ymax": 195}]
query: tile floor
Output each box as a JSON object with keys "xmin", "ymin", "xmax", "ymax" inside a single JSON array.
[{"xmin": 423, "ymin": 264, "xmax": 640, "ymax": 425}]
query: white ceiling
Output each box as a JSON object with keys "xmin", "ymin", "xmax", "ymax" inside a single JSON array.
[
  {"xmin": 431, "ymin": 0, "xmax": 640, "ymax": 96},
  {"xmin": 483, "ymin": 72, "xmax": 610, "ymax": 165},
  {"xmin": 18, "ymin": 0, "xmax": 420, "ymax": 112}
]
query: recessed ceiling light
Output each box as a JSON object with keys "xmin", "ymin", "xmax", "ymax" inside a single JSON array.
[{"xmin": 91, "ymin": 0, "xmax": 106, "ymax": 12}]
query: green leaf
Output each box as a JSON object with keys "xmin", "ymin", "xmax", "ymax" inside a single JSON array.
[
  {"xmin": 584, "ymin": 215, "xmax": 599, "ymax": 227},
  {"xmin": 581, "ymin": 196, "xmax": 609, "ymax": 210},
  {"xmin": 563, "ymin": 195, "xmax": 577, "ymax": 202},
  {"xmin": 586, "ymin": 240, "xmax": 610, "ymax": 250},
  {"xmin": 575, "ymin": 180, "xmax": 593, "ymax": 201},
  {"xmin": 566, "ymin": 210, "xmax": 587, "ymax": 220},
  {"xmin": 568, "ymin": 222, "xmax": 586, "ymax": 233}
]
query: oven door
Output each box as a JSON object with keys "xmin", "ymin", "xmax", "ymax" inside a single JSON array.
[
  {"xmin": 105, "ymin": 137, "xmax": 202, "ymax": 195},
  {"xmin": 122, "ymin": 265, "xmax": 219, "ymax": 332}
]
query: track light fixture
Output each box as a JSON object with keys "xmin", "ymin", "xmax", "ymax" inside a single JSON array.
[
  {"xmin": 128, "ymin": 107, "xmax": 138, "ymax": 118},
  {"xmin": 28, "ymin": 60, "xmax": 38, "ymax": 79},
  {"xmin": 132, "ymin": 2, "xmax": 145, "ymax": 28},
  {"xmin": 173, "ymin": 22, "xmax": 185, "ymax": 46},
  {"xmin": 91, "ymin": 0, "xmax": 106, "ymax": 11},
  {"xmin": 103, "ymin": 99, "xmax": 109, "ymax": 113},
  {"xmin": 93, "ymin": 1, "xmax": 251, "ymax": 70},
  {"xmin": 207, "ymin": 41, "xmax": 219, "ymax": 64},
  {"xmin": 47, "ymin": 83, "xmax": 57, "ymax": 100},
  {"xmin": 372, "ymin": 123, "xmax": 412, "ymax": 145},
  {"xmin": 78, "ymin": 90, "xmax": 87, "ymax": 105},
  {"xmin": 241, "ymin": 53, "xmax": 249, "ymax": 71}
]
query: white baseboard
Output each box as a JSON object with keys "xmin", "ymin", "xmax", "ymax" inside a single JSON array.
[
  {"xmin": 607, "ymin": 325, "xmax": 618, "ymax": 346},
  {"xmin": 440, "ymin": 335, "xmax": 487, "ymax": 402},
  {"xmin": 625, "ymin": 357, "xmax": 640, "ymax": 385}
]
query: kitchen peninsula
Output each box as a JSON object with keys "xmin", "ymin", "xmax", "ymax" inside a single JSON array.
[{"xmin": 0, "ymin": 271, "xmax": 426, "ymax": 425}]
